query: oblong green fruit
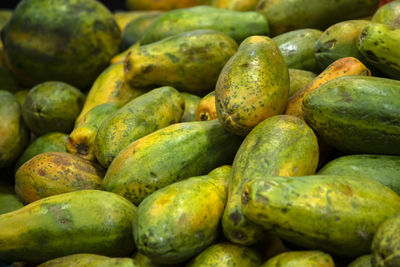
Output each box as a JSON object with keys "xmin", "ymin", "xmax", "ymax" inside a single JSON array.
[
  {"xmin": 103, "ymin": 120, "xmax": 242, "ymax": 205},
  {"xmin": 260, "ymin": 251, "xmax": 334, "ymax": 267},
  {"xmin": 180, "ymin": 92, "xmax": 201, "ymax": 122},
  {"xmin": 134, "ymin": 166, "xmax": 231, "ymax": 264},
  {"xmin": 0, "ymin": 90, "xmax": 29, "ymax": 168},
  {"xmin": 121, "ymin": 13, "xmax": 161, "ymax": 49},
  {"xmin": 140, "ymin": 6, "xmax": 269, "ymax": 45},
  {"xmin": 15, "ymin": 132, "xmax": 68, "ymax": 171},
  {"xmin": 318, "ymin": 154, "xmax": 400, "ymax": 195},
  {"xmin": 94, "ymin": 86, "xmax": 184, "ymax": 167},
  {"xmin": 315, "ymin": 20, "xmax": 371, "ymax": 70},
  {"xmin": 303, "ymin": 75, "xmax": 400, "ymax": 154},
  {"xmin": 22, "ymin": 81, "xmax": 85, "ymax": 136},
  {"xmin": 372, "ymin": 1, "xmax": 400, "ymax": 29},
  {"xmin": 2, "ymin": 0, "xmax": 121, "ymax": 89},
  {"xmin": 288, "ymin": 69, "xmax": 316, "ymax": 97},
  {"xmin": 37, "ymin": 254, "xmax": 136, "ymax": 267},
  {"xmin": 0, "ymin": 190, "xmax": 136, "ymax": 263},
  {"xmin": 242, "ymin": 175, "xmax": 400, "ymax": 257},
  {"xmin": 124, "ymin": 29, "xmax": 238, "ymax": 95},
  {"xmin": 348, "ymin": 255, "xmax": 372, "ymax": 267},
  {"xmin": 371, "ymin": 214, "xmax": 400, "ymax": 267},
  {"xmin": 256, "ymin": 0, "xmax": 379, "ymax": 36},
  {"xmin": 187, "ymin": 242, "xmax": 262, "ymax": 267},
  {"xmin": 0, "ymin": 180, "xmax": 23, "ymax": 215},
  {"xmin": 216, "ymin": 36, "xmax": 289, "ymax": 136},
  {"xmin": 222, "ymin": 115, "xmax": 319, "ymax": 245},
  {"xmin": 273, "ymin": 29, "xmax": 322, "ymax": 72},
  {"xmin": 15, "ymin": 152, "xmax": 105, "ymax": 204},
  {"xmin": 358, "ymin": 23, "xmax": 400, "ymax": 79}
]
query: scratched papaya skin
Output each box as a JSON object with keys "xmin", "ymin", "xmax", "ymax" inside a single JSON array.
[
  {"xmin": 37, "ymin": 254, "xmax": 136, "ymax": 267},
  {"xmin": 260, "ymin": 251, "xmax": 334, "ymax": 267},
  {"xmin": 195, "ymin": 91, "xmax": 217, "ymax": 121}
]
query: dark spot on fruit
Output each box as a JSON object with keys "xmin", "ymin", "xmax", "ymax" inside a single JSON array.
[
  {"xmin": 165, "ymin": 53, "xmax": 179, "ymax": 63},
  {"xmin": 200, "ymin": 113, "xmax": 210, "ymax": 121},
  {"xmin": 229, "ymin": 210, "xmax": 242, "ymax": 226},
  {"xmin": 38, "ymin": 169, "xmax": 47, "ymax": 176},
  {"xmin": 76, "ymin": 143, "xmax": 89, "ymax": 156},
  {"xmin": 143, "ymin": 65, "xmax": 154, "ymax": 74},
  {"xmin": 242, "ymin": 191, "xmax": 250, "ymax": 206},
  {"xmin": 51, "ymin": 155, "xmax": 72, "ymax": 167},
  {"xmin": 282, "ymin": 208, "xmax": 288, "ymax": 214},
  {"xmin": 231, "ymin": 230, "xmax": 247, "ymax": 241},
  {"xmin": 124, "ymin": 59, "xmax": 132, "ymax": 72},
  {"xmin": 323, "ymin": 39, "xmax": 337, "ymax": 49},
  {"xmin": 195, "ymin": 231, "xmax": 205, "ymax": 241}
]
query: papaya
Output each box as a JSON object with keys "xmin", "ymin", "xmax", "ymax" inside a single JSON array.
[
  {"xmin": 114, "ymin": 11, "xmax": 164, "ymax": 32},
  {"xmin": 256, "ymin": 0, "xmax": 379, "ymax": 36},
  {"xmin": 358, "ymin": 23, "xmax": 400, "ymax": 79},
  {"xmin": 0, "ymin": 180, "xmax": 23, "ymax": 215},
  {"xmin": 315, "ymin": 20, "xmax": 371, "ymax": 70},
  {"xmin": 15, "ymin": 152, "xmax": 105, "ymax": 204},
  {"xmin": 187, "ymin": 242, "xmax": 262, "ymax": 267},
  {"xmin": 0, "ymin": 66, "xmax": 19, "ymax": 93},
  {"xmin": 22, "ymin": 81, "xmax": 85, "ymax": 136},
  {"xmin": 103, "ymin": 120, "xmax": 242, "ymax": 205},
  {"xmin": 2, "ymin": 0, "xmax": 121, "ymax": 89},
  {"xmin": 303, "ymin": 75, "xmax": 400, "ymax": 154},
  {"xmin": 348, "ymin": 255, "xmax": 372, "ymax": 267},
  {"xmin": 195, "ymin": 91, "xmax": 217, "ymax": 121},
  {"xmin": 126, "ymin": 0, "xmax": 212, "ymax": 11},
  {"xmin": 14, "ymin": 89, "xmax": 28, "ymax": 107},
  {"xmin": 216, "ymin": 36, "xmax": 289, "ymax": 136},
  {"xmin": 371, "ymin": 214, "xmax": 400, "ymax": 267},
  {"xmin": 110, "ymin": 43, "xmax": 139, "ymax": 64},
  {"xmin": 139, "ymin": 6, "xmax": 269, "ymax": 45},
  {"xmin": 180, "ymin": 92, "xmax": 201, "ymax": 122},
  {"xmin": 285, "ymin": 57, "xmax": 370, "ymax": 120},
  {"xmin": 15, "ymin": 132, "xmax": 68, "ymax": 171},
  {"xmin": 372, "ymin": 1, "xmax": 400, "ymax": 29},
  {"xmin": 273, "ymin": 29, "xmax": 322, "ymax": 72},
  {"xmin": 222, "ymin": 115, "xmax": 319, "ymax": 246},
  {"xmin": 133, "ymin": 166, "xmax": 230, "ymax": 264},
  {"xmin": 37, "ymin": 254, "xmax": 136, "ymax": 267},
  {"xmin": 94, "ymin": 87, "xmax": 184, "ymax": 167},
  {"xmin": 67, "ymin": 103, "xmax": 120, "ymax": 162},
  {"xmin": 0, "ymin": 90, "xmax": 29, "ymax": 168},
  {"xmin": 0, "ymin": 190, "xmax": 136, "ymax": 263},
  {"xmin": 242, "ymin": 175, "xmax": 400, "ymax": 257},
  {"xmin": 260, "ymin": 251, "xmax": 334, "ymax": 267},
  {"xmin": 212, "ymin": 0, "xmax": 259, "ymax": 11},
  {"xmin": 124, "ymin": 30, "xmax": 238, "ymax": 95},
  {"xmin": 0, "ymin": 10, "xmax": 11, "ymax": 31},
  {"xmin": 288, "ymin": 69, "xmax": 316, "ymax": 97},
  {"xmin": 131, "ymin": 252, "xmax": 161, "ymax": 267}
]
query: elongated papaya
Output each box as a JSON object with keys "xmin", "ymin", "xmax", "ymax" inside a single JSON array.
[
  {"xmin": 288, "ymin": 69, "xmax": 316, "ymax": 97},
  {"xmin": 260, "ymin": 251, "xmax": 334, "ymax": 267},
  {"xmin": 94, "ymin": 87, "xmax": 184, "ymax": 167},
  {"xmin": 212, "ymin": 0, "xmax": 259, "ymax": 11},
  {"xmin": 134, "ymin": 166, "xmax": 230, "ymax": 264},
  {"xmin": 195, "ymin": 91, "xmax": 217, "ymax": 121},
  {"xmin": 0, "ymin": 190, "xmax": 136, "ymax": 263},
  {"xmin": 37, "ymin": 254, "xmax": 136, "ymax": 267},
  {"xmin": 222, "ymin": 115, "xmax": 319, "ymax": 245},
  {"xmin": 103, "ymin": 120, "xmax": 242, "ymax": 205},
  {"xmin": 242, "ymin": 175, "xmax": 400, "ymax": 257},
  {"xmin": 125, "ymin": 0, "xmax": 211, "ymax": 11},
  {"xmin": 372, "ymin": 1, "xmax": 400, "ymax": 29},
  {"xmin": 124, "ymin": 30, "xmax": 238, "ymax": 95},
  {"xmin": 180, "ymin": 92, "xmax": 201, "ymax": 122},
  {"xmin": 216, "ymin": 36, "xmax": 289, "ymax": 136}
]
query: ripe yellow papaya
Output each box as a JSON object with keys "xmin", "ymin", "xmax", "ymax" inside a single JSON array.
[{"xmin": 195, "ymin": 91, "xmax": 217, "ymax": 121}]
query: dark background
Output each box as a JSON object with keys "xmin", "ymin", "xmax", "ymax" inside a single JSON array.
[{"xmin": 1, "ymin": 1, "xmax": 127, "ymax": 11}]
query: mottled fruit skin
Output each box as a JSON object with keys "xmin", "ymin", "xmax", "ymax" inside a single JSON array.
[
  {"xmin": 216, "ymin": 36, "xmax": 289, "ymax": 136},
  {"xmin": 121, "ymin": 13, "xmax": 161, "ymax": 49},
  {"xmin": 140, "ymin": 6, "xmax": 269, "ymax": 45},
  {"xmin": 134, "ymin": 166, "xmax": 230, "ymax": 264},
  {"xmin": 0, "ymin": 190, "xmax": 136, "ymax": 263},
  {"xmin": 358, "ymin": 23, "xmax": 400, "ymax": 79},
  {"xmin": 288, "ymin": 69, "xmax": 316, "ymax": 97},
  {"xmin": 348, "ymin": 255, "xmax": 372, "ymax": 267},
  {"xmin": 273, "ymin": 29, "xmax": 322, "ymax": 72},
  {"xmin": 37, "ymin": 254, "xmax": 136, "ymax": 267},
  {"xmin": 187, "ymin": 242, "xmax": 262, "ymax": 267},
  {"xmin": 372, "ymin": 1, "xmax": 400, "ymax": 29},
  {"xmin": 256, "ymin": 0, "xmax": 379, "ymax": 36},
  {"xmin": 125, "ymin": 0, "xmax": 211, "ymax": 11},
  {"xmin": 22, "ymin": 81, "xmax": 85, "ymax": 136},
  {"xmin": 242, "ymin": 175, "xmax": 400, "ymax": 257},
  {"xmin": 260, "ymin": 251, "xmax": 334, "ymax": 267},
  {"xmin": 318, "ymin": 154, "xmax": 400, "ymax": 195},
  {"xmin": 0, "ymin": 90, "xmax": 29, "ymax": 168},
  {"xmin": 212, "ymin": 0, "xmax": 259, "ymax": 11},
  {"xmin": 371, "ymin": 214, "xmax": 400, "ymax": 267},
  {"xmin": 196, "ymin": 91, "xmax": 217, "ymax": 121},
  {"xmin": 124, "ymin": 29, "xmax": 238, "ymax": 95},
  {"xmin": 131, "ymin": 251, "xmax": 161, "ymax": 267},
  {"xmin": 2, "ymin": 0, "xmax": 121, "ymax": 89},
  {"xmin": 94, "ymin": 87, "xmax": 184, "ymax": 168},
  {"xmin": 303, "ymin": 75, "xmax": 400, "ymax": 155},
  {"xmin": 103, "ymin": 120, "xmax": 242, "ymax": 205},
  {"xmin": 180, "ymin": 92, "xmax": 201, "ymax": 122},
  {"xmin": 15, "ymin": 152, "xmax": 105, "ymax": 204},
  {"xmin": 222, "ymin": 115, "xmax": 319, "ymax": 245}
]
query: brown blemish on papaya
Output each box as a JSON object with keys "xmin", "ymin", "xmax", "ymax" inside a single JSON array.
[
  {"xmin": 200, "ymin": 112, "xmax": 209, "ymax": 121},
  {"xmin": 242, "ymin": 191, "xmax": 250, "ymax": 206},
  {"xmin": 37, "ymin": 169, "xmax": 46, "ymax": 176},
  {"xmin": 231, "ymin": 230, "xmax": 247, "ymax": 241},
  {"xmin": 51, "ymin": 155, "xmax": 72, "ymax": 167},
  {"xmin": 124, "ymin": 58, "xmax": 132, "ymax": 73},
  {"xmin": 229, "ymin": 210, "xmax": 242, "ymax": 226},
  {"xmin": 143, "ymin": 64, "xmax": 154, "ymax": 74},
  {"xmin": 76, "ymin": 143, "xmax": 89, "ymax": 156}
]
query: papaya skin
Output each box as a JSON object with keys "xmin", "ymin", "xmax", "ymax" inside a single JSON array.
[
  {"xmin": 212, "ymin": 0, "xmax": 259, "ymax": 11},
  {"xmin": 125, "ymin": 0, "xmax": 212, "ymax": 11},
  {"xmin": 195, "ymin": 91, "xmax": 217, "ymax": 121},
  {"xmin": 260, "ymin": 251, "xmax": 334, "ymax": 267},
  {"xmin": 114, "ymin": 11, "xmax": 164, "ymax": 32},
  {"xmin": 288, "ymin": 69, "xmax": 316, "ymax": 97},
  {"xmin": 285, "ymin": 57, "xmax": 371, "ymax": 120},
  {"xmin": 216, "ymin": 36, "xmax": 289, "ymax": 136},
  {"xmin": 180, "ymin": 92, "xmax": 201, "ymax": 122},
  {"xmin": 348, "ymin": 255, "xmax": 372, "ymax": 267},
  {"xmin": 37, "ymin": 254, "xmax": 136, "ymax": 267},
  {"xmin": 372, "ymin": 1, "xmax": 400, "ymax": 29}
]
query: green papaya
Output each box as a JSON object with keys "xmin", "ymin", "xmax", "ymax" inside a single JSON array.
[
  {"xmin": 216, "ymin": 36, "xmax": 289, "ymax": 136},
  {"xmin": 37, "ymin": 254, "xmax": 136, "ymax": 267},
  {"xmin": 260, "ymin": 251, "xmax": 334, "ymax": 267},
  {"xmin": 212, "ymin": 0, "xmax": 259, "ymax": 11},
  {"xmin": 14, "ymin": 89, "xmax": 28, "ymax": 107},
  {"xmin": 372, "ymin": 1, "xmax": 400, "ymax": 29},
  {"xmin": 15, "ymin": 132, "xmax": 68, "ymax": 171},
  {"xmin": 94, "ymin": 87, "xmax": 184, "ymax": 167},
  {"xmin": 0, "ymin": 190, "xmax": 136, "ymax": 263},
  {"xmin": 315, "ymin": 20, "xmax": 371, "ymax": 70},
  {"xmin": 303, "ymin": 75, "xmax": 400, "ymax": 155},
  {"xmin": 180, "ymin": 92, "xmax": 201, "ymax": 122},
  {"xmin": 0, "ymin": 90, "xmax": 29, "ymax": 168},
  {"xmin": 125, "ymin": 0, "xmax": 211, "ymax": 11},
  {"xmin": 140, "ymin": 6, "xmax": 269, "ymax": 45},
  {"xmin": 273, "ymin": 29, "xmax": 322, "ymax": 72},
  {"xmin": 222, "ymin": 115, "xmax": 319, "ymax": 245},
  {"xmin": 134, "ymin": 166, "xmax": 230, "ymax": 264},
  {"xmin": 242, "ymin": 175, "xmax": 400, "ymax": 257},
  {"xmin": 187, "ymin": 242, "xmax": 262, "ymax": 267},
  {"xmin": 348, "ymin": 255, "xmax": 372, "ymax": 267},
  {"xmin": 288, "ymin": 69, "xmax": 316, "ymax": 97},
  {"xmin": 22, "ymin": 81, "xmax": 85, "ymax": 136},
  {"xmin": 0, "ymin": 180, "xmax": 23, "ymax": 215},
  {"xmin": 196, "ymin": 91, "xmax": 217, "ymax": 121},
  {"xmin": 256, "ymin": 0, "xmax": 379, "ymax": 36},
  {"xmin": 2, "ymin": 0, "xmax": 121, "ymax": 89},
  {"xmin": 124, "ymin": 29, "xmax": 238, "ymax": 95},
  {"xmin": 103, "ymin": 120, "xmax": 242, "ymax": 205}
]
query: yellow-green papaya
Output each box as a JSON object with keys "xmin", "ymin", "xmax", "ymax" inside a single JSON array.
[
  {"xmin": 372, "ymin": 1, "xmax": 400, "ymax": 29},
  {"xmin": 180, "ymin": 92, "xmax": 201, "ymax": 122},
  {"xmin": 125, "ymin": 0, "xmax": 211, "ymax": 11},
  {"xmin": 0, "ymin": 180, "xmax": 23, "ymax": 215},
  {"xmin": 37, "ymin": 254, "xmax": 136, "ymax": 267},
  {"xmin": 114, "ymin": 11, "xmax": 164, "ymax": 32},
  {"xmin": 288, "ymin": 69, "xmax": 316, "ymax": 97},
  {"xmin": 260, "ymin": 251, "xmax": 334, "ymax": 267},
  {"xmin": 212, "ymin": 0, "xmax": 259, "ymax": 11},
  {"xmin": 195, "ymin": 91, "xmax": 217, "ymax": 121},
  {"xmin": 14, "ymin": 89, "xmax": 28, "ymax": 107},
  {"xmin": 348, "ymin": 255, "xmax": 372, "ymax": 267}
]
